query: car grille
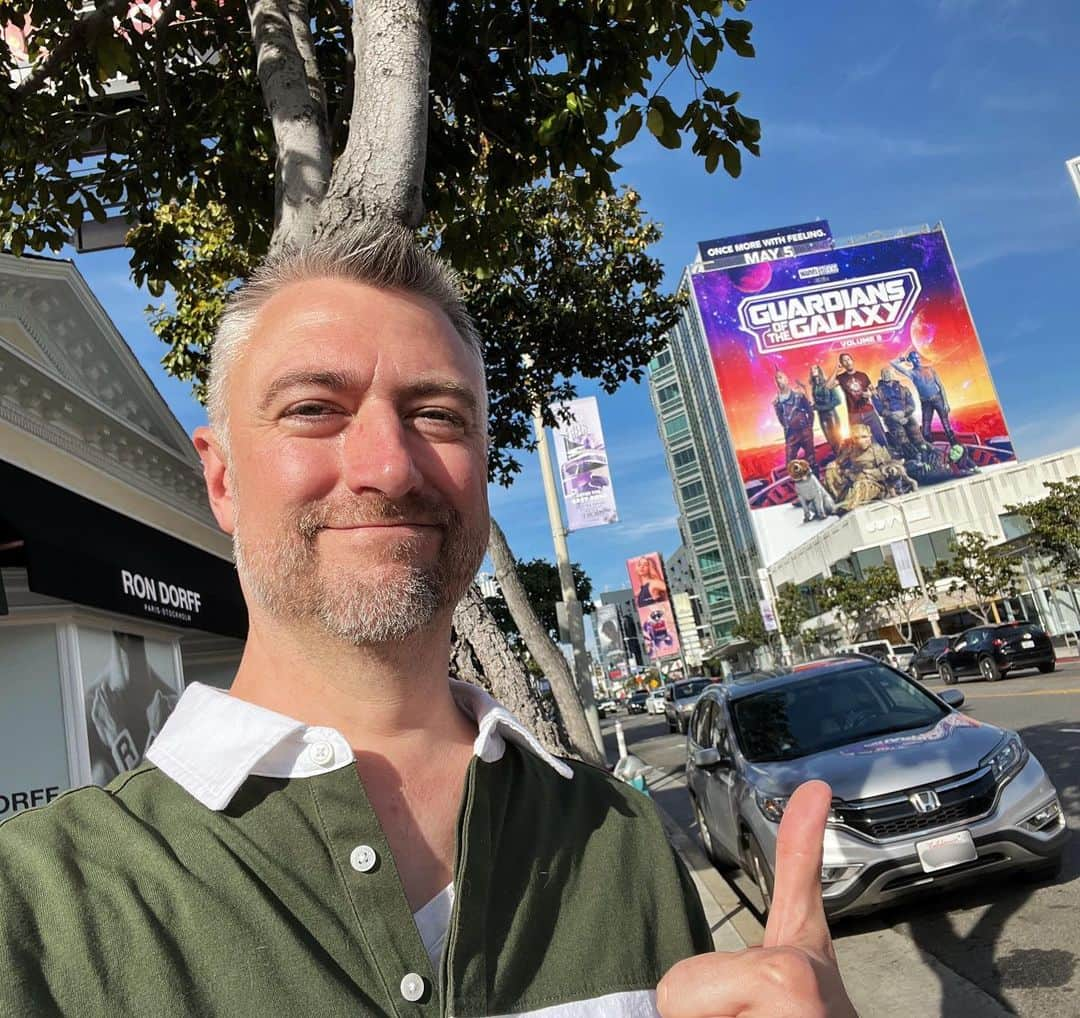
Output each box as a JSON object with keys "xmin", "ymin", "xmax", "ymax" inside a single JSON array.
[{"xmin": 834, "ymin": 767, "xmax": 998, "ymax": 841}]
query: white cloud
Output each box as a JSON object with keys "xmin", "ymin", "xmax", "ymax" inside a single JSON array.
[
  {"xmin": 766, "ymin": 122, "xmax": 973, "ymax": 160},
  {"xmin": 1012, "ymin": 410, "xmax": 1080, "ymax": 459}
]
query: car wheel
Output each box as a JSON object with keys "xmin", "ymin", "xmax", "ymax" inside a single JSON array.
[
  {"xmin": 979, "ymin": 655, "xmax": 1002, "ymax": 682},
  {"xmin": 1038, "ymin": 661, "xmax": 1056, "ymax": 674},
  {"xmin": 746, "ymin": 834, "xmax": 774, "ymax": 915},
  {"xmin": 939, "ymin": 664, "xmax": 957, "ymax": 685}
]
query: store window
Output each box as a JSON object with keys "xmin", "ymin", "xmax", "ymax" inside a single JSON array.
[
  {"xmin": 76, "ymin": 627, "xmax": 182, "ymax": 787},
  {"xmin": 0, "ymin": 625, "xmax": 69, "ymax": 820},
  {"xmin": 912, "ymin": 528, "xmax": 956, "ymax": 573}
]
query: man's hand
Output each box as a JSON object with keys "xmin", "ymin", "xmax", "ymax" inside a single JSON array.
[{"xmin": 657, "ymin": 781, "xmax": 858, "ymax": 1018}]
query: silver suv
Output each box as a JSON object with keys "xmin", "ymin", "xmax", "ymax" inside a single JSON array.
[
  {"xmin": 685, "ymin": 657, "xmax": 1067, "ymax": 919},
  {"xmin": 664, "ymin": 677, "xmax": 713, "ymax": 734}
]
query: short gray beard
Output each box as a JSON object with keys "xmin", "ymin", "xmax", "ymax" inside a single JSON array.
[{"xmin": 232, "ymin": 489, "xmax": 486, "ymax": 645}]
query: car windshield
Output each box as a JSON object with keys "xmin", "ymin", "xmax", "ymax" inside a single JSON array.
[
  {"xmin": 857, "ymin": 644, "xmax": 890, "ymax": 659},
  {"xmin": 674, "ymin": 678, "xmax": 712, "ymax": 699},
  {"xmin": 730, "ymin": 664, "xmax": 949, "ymax": 763},
  {"xmin": 630, "ymin": 692, "xmax": 648, "ymax": 702}
]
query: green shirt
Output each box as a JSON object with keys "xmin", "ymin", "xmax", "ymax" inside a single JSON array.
[{"xmin": 0, "ymin": 693, "xmax": 709, "ymax": 1016}]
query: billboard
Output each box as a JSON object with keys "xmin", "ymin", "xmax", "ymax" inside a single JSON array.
[
  {"xmin": 550, "ymin": 396, "xmax": 619, "ymax": 531},
  {"xmin": 594, "ymin": 603, "xmax": 623, "ymax": 664},
  {"xmin": 690, "ymin": 227, "xmax": 1015, "ymax": 564},
  {"xmin": 625, "ymin": 553, "xmax": 682, "ymax": 660},
  {"xmin": 697, "ymin": 220, "xmax": 832, "ymax": 267}
]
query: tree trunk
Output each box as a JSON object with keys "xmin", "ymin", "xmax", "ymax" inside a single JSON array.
[
  {"xmin": 487, "ymin": 518, "xmax": 605, "ymax": 767},
  {"xmin": 450, "ymin": 586, "xmax": 573, "ymax": 759},
  {"xmin": 316, "ymin": 0, "xmax": 431, "ymax": 233},
  {"xmin": 247, "ymin": 0, "xmax": 333, "ymax": 247}
]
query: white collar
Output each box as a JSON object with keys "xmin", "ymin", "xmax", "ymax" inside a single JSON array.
[{"xmin": 145, "ymin": 680, "xmax": 572, "ymax": 810}]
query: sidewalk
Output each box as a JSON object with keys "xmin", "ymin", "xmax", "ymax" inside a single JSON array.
[{"xmin": 646, "ymin": 765, "xmax": 1016, "ymax": 1017}]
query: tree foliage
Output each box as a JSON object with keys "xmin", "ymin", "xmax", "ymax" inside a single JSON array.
[
  {"xmin": 1, "ymin": 0, "xmax": 762, "ymax": 483},
  {"xmin": 1007, "ymin": 476, "xmax": 1080, "ymax": 584},
  {"xmin": 818, "ymin": 566, "xmax": 900, "ymax": 644},
  {"xmin": 933, "ymin": 531, "xmax": 1020, "ymax": 625}
]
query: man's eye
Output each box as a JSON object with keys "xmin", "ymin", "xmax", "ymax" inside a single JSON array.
[{"xmin": 285, "ymin": 403, "xmax": 338, "ymax": 418}]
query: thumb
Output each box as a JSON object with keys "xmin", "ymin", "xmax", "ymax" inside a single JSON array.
[{"xmin": 763, "ymin": 779, "xmax": 832, "ymax": 954}]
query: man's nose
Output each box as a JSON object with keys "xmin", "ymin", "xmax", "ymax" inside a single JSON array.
[{"xmin": 340, "ymin": 407, "xmax": 424, "ymax": 499}]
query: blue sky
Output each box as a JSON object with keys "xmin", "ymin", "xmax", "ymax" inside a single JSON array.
[{"xmin": 72, "ymin": 0, "xmax": 1080, "ymax": 597}]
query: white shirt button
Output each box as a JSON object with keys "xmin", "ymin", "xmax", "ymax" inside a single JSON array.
[
  {"xmin": 350, "ymin": 844, "xmax": 378, "ymax": 873},
  {"xmin": 400, "ymin": 972, "xmax": 425, "ymax": 1002},
  {"xmin": 308, "ymin": 741, "xmax": 335, "ymax": 766}
]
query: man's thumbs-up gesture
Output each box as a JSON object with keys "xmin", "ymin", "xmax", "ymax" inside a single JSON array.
[{"xmin": 657, "ymin": 781, "xmax": 859, "ymax": 1017}]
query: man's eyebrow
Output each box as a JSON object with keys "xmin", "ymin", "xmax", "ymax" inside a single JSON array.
[
  {"xmin": 257, "ymin": 369, "xmax": 359, "ymax": 413},
  {"xmin": 403, "ymin": 378, "xmax": 481, "ymax": 416}
]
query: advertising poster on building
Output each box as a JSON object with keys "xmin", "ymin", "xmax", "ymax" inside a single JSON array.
[
  {"xmin": 595, "ymin": 603, "xmax": 623, "ymax": 664},
  {"xmin": 550, "ymin": 396, "xmax": 619, "ymax": 531},
  {"xmin": 77, "ymin": 628, "xmax": 181, "ymax": 786},
  {"xmin": 690, "ymin": 227, "xmax": 1015, "ymax": 564},
  {"xmin": 625, "ymin": 552, "xmax": 682, "ymax": 660},
  {"xmin": 697, "ymin": 220, "xmax": 833, "ymax": 268}
]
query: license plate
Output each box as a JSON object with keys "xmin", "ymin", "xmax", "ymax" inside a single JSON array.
[
  {"xmin": 1021, "ymin": 639, "xmax": 1035, "ymax": 648},
  {"xmin": 916, "ymin": 829, "xmax": 977, "ymax": 873}
]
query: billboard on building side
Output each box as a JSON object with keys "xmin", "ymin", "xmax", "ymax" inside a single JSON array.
[
  {"xmin": 625, "ymin": 552, "xmax": 682, "ymax": 660},
  {"xmin": 550, "ymin": 396, "xmax": 619, "ymax": 531},
  {"xmin": 697, "ymin": 220, "xmax": 833, "ymax": 268},
  {"xmin": 689, "ymin": 227, "xmax": 1016, "ymax": 565}
]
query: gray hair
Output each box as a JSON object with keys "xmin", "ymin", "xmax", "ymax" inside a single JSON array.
[{"xmin": 206, "ymin": 221, "xmax": 483, "ymax": 444}]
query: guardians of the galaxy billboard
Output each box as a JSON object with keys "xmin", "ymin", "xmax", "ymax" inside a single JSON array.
[{"xmin": 689, "ymin": 227, "xmax": 1015, "ymax": 564}]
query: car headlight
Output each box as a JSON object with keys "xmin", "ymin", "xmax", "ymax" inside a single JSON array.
[{"xmin": 981, "ymin": 733, "xmax": 1027, "ymax": 784}]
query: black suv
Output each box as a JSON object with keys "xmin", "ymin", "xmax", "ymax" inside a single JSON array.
[
  {"xmin": 937, "ymin": 623, "xmax": 1056, "ymax": 683},
  {"xmin": 626, "ymin": 690, "xmax": 650, "ymax": 715},
  {"xmin": 908, "ymin": 635, "xmax": 955, "ymax": 679}
]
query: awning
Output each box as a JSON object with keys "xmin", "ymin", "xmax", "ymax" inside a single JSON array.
[{"xmin": 0, "ymin": 461, "xmax": 247, "ymax": 639}]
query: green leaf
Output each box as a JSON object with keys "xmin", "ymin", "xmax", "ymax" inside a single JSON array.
[
  {"xmin": 616, "ymin": 106, "xmax": 643, "ymax": 146},
  {"xmin": 565, "ymin": 92, "xmax": 581, "ymax": 115},
  {"xmin": 646, "ymin": 106, "xmax": 665, "ymax": 140},
  {"xmin": 722, "ymin": 18, "xmax": 756, "ymax": 58}
]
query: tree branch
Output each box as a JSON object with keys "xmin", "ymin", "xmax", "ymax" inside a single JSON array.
[
  {"xmin": 488, "ymin": 517, "xmax": 604, "ymax": 767},
  {"xmin": 246, "ymin": 0, "xmax": 333, "ymax": 248},
  {"xmin": 316, "ymin": 0, "xmax": 431, "ymax": 232}
]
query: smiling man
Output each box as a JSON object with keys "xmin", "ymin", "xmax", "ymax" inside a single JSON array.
[{"xmin": 0, "ymin": 223, "xmax": 854, "ymax": 1017}]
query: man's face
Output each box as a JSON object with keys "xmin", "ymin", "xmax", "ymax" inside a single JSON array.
[
  {"xmin": 880, "ymin": 368, "xmax": 893, "ymax": 383},
  {"xmin": 775, "ymin": 371, "xmax": 789, "ymax": 389},
  {"xmin": 202, "ymin": 278, "xmax": 490, "ymax": 644},
  {"xmin": 839, "ymin": 354, "xmax": 854, "ymax": 372}
]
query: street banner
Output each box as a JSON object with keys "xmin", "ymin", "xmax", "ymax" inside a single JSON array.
[
  {"xmin": 626, "ymin": 552, "xmax": 682, "ymax": 660},
  {"xmin": 697, "ymin": 220, "xmax": 833, "ymax": 268},
  {"xmin": 689, "ymin": 225, "xmax": 1016, "ymax": 565},
  {"xmin": 759, "ymin": 598, "xmax": 779, "ymax": 632},
  {"xmin": 595, "ymin": 604, "xmax": 622, "ymax": 663},
  {"xmin": 890, "ymin": 540, "xmax": 920, "ymax": 590},
  {"xmin": 550, "ymin": 396, "xmax": 619, "ymax": 531}
]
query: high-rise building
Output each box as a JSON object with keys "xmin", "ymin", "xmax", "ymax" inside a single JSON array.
[
  {"xmin": 597, "ymin": 589, "xmax": 646, "ymax": 669},
  {"xmin": 647, "ymin": 270, "xmax": 761, "ymax": 645}
]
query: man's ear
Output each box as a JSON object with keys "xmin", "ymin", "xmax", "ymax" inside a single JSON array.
[{"xmin": 193, "ymin": 426, "xmax": 236, "ymax": 535}]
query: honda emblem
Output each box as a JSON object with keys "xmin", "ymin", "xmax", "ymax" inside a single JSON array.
[{"xmin": 909, "ymin": 789, "xmax": 941, "ymax": 814}]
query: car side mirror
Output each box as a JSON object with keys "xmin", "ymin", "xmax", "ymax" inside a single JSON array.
[
  {"xmin": 939, "ymin": 689, "xmax": 965, "ymax": 709},
  {"xmin": 692, "ymin": 747, "xmax": 731, "ymax": 770}
]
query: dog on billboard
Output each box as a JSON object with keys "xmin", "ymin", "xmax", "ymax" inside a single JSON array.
[
  {"xmin": 788, "ymin": 458, "xmax": 837, "ymax": 522},
  {"xmin": 882, "ymin": 461, "xmax": 919, "ymax": 497}
]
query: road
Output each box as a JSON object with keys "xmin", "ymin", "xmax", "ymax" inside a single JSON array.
[{"xmin": 604, "ymin": 660, "xmax": 1080, "ymax": 1018}]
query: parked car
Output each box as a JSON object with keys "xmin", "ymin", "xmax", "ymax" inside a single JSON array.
[
  {"xmin": 627, "ymin": 690, "xmax": 650, "ymax": 715},
  {"xmin": 685, "ymin": 656, "xmax": 1067, "ymax": 920},
  {"xmin": 907, "ymin": 635, "xmax": 955, "ymax": 680},
  {"xmin": 836, "ymin": 640, "xmax": 902, "ymax": 669},
  {"xmin": 645, "ymin": 689, "xmax": 667, "ymax": 715},
  {"xmin": 892, "ymin": 643, "xmax": 918, "ymax": 672},
  {"xmin": 937, "ymin": 622, "xmax": 1056, "ymax": 683},
  {"xmin": 664, "ymin": 677, "xmax": 713, "ymax": 733}
]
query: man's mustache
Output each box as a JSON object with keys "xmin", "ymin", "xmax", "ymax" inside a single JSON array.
[{"xmin": 296, "ymin": 494, "xmax": 455, "ymax": 539}]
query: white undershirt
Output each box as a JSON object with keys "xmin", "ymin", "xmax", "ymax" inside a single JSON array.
[{"xmin": 413, "ymin": 882, "xmax": 456, "ymax": 967}]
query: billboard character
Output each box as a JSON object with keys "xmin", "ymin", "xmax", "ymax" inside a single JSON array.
[
  {"xmin": 826, "ymin": 353, "xmax": 887, "ymax": 447},
  {"xmin": 773, "ymin": 371, "xmax": 817, "ymax": 472},
  {"xmin": 632, "ymin": 555, "xmax": 668, "ymax": 607},
  {"xmin": 873, "ymin": 367, "xmax": 926, "ymax": 459},
  {"xmin": 809, "ymin": 364, "xmax": 843, "ymax": 452},
  {"xmin": 890, "ymin": 349, "xmax": 956, "ymax": 444},
  {"xmin": 788, "ymin": 459, "xmax": 837, "ymax": 522},
  {"xmin": 882, "ymin": 461, "xmax": 919, "ymax": 497},
  {"xmin": 824, "ymin": 424, "xmax": 912, "ymax": 512},
  {"xmin": 642, "ymin": 608, "xmax": 676, "ymax": 654}
]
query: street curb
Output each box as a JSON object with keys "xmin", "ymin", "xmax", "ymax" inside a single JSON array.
[{"xmin": 650, "ymin": 793, "xmax": 765, "ymax": 951}]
